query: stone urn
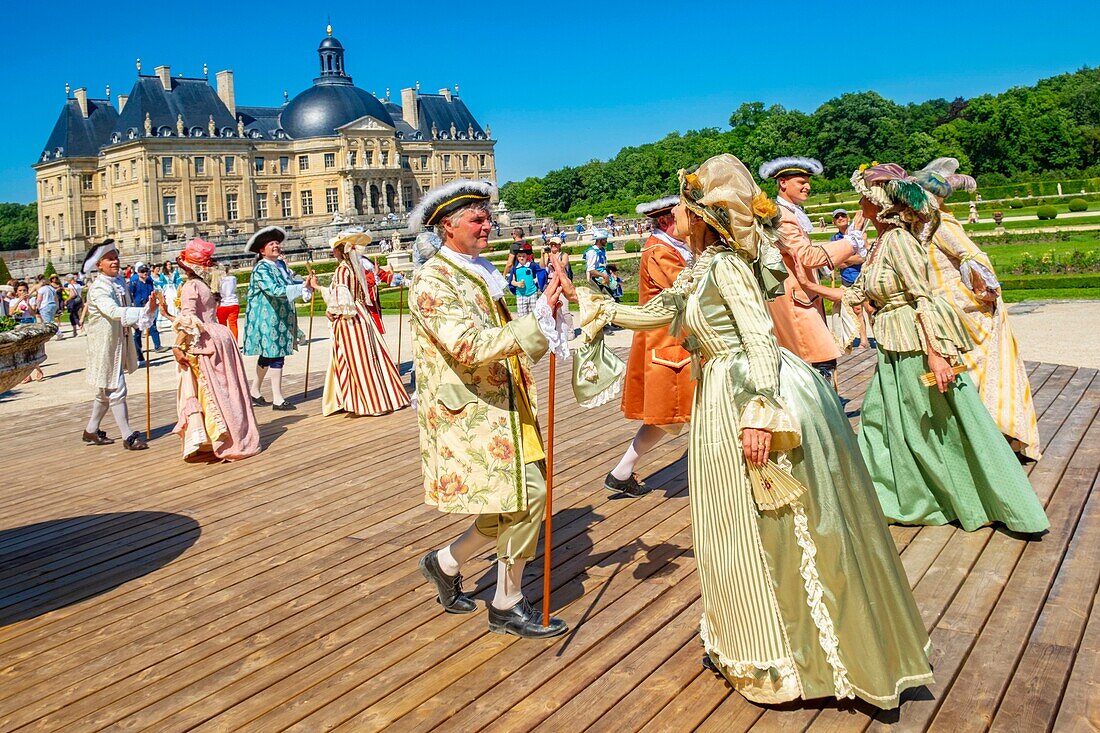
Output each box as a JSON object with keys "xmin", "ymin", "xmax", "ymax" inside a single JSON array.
[{"xmin": 0, "ymin": 322, "xmax": 58, "ymax": 394}]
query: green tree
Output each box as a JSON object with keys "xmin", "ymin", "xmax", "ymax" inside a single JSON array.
[
  {"xmin": 0, "ymin": 256, "xmax": 11, "ymax": 283},
  {"xmin": 43, "ymin": 260, "xmax": 57, "ymax": 278}
]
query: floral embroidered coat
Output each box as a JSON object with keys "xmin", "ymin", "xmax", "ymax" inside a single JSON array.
[{"xmin": 409, "ymin": 254, "xmax": 549, "ymax": 515}]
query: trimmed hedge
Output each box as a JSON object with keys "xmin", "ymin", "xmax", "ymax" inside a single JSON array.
[
  {"xmin": 1068, "ymin": 198, "xmax": 1089, "ymax": 212},
  {"xmin": 1036, "ymin": 206, "xmax": 1059, "ymax": 220}
]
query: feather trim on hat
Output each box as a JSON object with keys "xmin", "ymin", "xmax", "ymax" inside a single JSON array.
[
  {"xmin": 246, "ymin": 225, "xmax": 286, "ymax": 254},
  {"xmin": 635, "ymin": 195, "xmax": 680, "ymax": 217},
  {"xmin": 919, "ymin": 157, "xmax": 960, "ymax": 177},
  {"xmin": 408, "ymin": 179, "xmax": 497, "ymax": 232},
  {"xmin": 81, "ymin": 240, "xmax": 117, "ymax": 274},
  {"xmin": 413, "ymin": 231, "xmax": 443, "ymax": 267},
  {"xmin": 758, "ymin": 156, "xmax": 823, "ymax": 180}
]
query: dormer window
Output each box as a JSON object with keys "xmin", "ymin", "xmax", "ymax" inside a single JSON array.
[
  {"xmin": 111, "ymin": 132, "xmax": 121, "ymax": 144},
  {"xmin": 158, "ymin": 126, "xmax": 172, "ymax": 137},
  {"xmin": 127, "ymin": 128, "xmax": 138, "ymax": 140}
]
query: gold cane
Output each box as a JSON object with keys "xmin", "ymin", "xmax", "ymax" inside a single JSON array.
[{"xmin": 542, "ymin": 352, "xmax": 557, "ymax": 626}]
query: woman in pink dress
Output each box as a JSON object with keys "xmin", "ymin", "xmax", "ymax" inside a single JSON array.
[{"xmin": 167, "ymin": 238, "xmax": 261, "ymax": 461}]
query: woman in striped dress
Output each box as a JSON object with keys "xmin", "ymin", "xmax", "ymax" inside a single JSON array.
[
  {"xmin": 914, "ymin": 158, "xmax": 1042, "ymax": 462},
  {"xmin": 842, "ymin": 164, "xmax": 1048, "ymax": 533},
  {"xmin": 569, "ymin": 154, "xmax": 933, "ymax": 709},
  {"xmin": 320, "ymin": 230, "xmax": 410, "ymax": 417}
]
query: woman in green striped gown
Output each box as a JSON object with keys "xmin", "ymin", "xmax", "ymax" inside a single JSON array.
[
  {"xmin": 567, "ymin": 154, "xmax": 933, "ymax": 709},
  {"xmin": 840, "ymin": 164, "xmax": 1048, "ymax": 534}
]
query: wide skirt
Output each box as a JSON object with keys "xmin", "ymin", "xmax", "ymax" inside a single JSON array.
[
  {"xmin": 322, "ymin": 303, "xmax": 410, "ymax": 417},
  {"xmin": 692, "ymin": 349, "xmax": 933, "ymax": 709},
  {"xmin": 858, "ymin": 349, "xmax": 1048, "ymax": 533}
]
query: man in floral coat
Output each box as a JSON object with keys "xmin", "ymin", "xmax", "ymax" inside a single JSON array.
[{"xmin": 409, "ymin": 179, "xmax": 570, "ymax": 639}]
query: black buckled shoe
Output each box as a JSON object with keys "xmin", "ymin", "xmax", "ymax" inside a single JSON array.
[
  {"xmin": 250, "ymin": 395, "xmax": 270, "ymax": 407},
  {"xmin": 604, "ymin": 472, "xmax": 651, "ymax": 498},
  {"xmin": 488, "ymin": 597, "xmax": 568, "ymax": 639},
  {"xmin": 82, "ymin": 429, "xmax": 114, "ymax": 445},
  {"xmin": 122, "ymin": 431, "xmax": 148, "ymax": 451},
  {"xmin": 272, "ymin": 400, "xmax": 296, "ymax": 411},
  {"xmin": 418, "ymin": 551, "xmax": 477, "ymax": 614}
]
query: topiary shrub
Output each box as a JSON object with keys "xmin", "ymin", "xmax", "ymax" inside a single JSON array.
[
  {"xmin": 1068, "ymin": 198, "xmax": 1088, "ymax": 212},
  {"xmin": 1036, "ymin": 206, "xmax": 1058, "ymax": 220},
  {"xmin": 43, "ymin": 260, "xmax": 57, "ymax": 278},
  {"xmin": 624, "ymin": 242, "xmax": 641, "ymax": 253},
  {"xmin": 1007, "ymin": 199, "xmax": 1025, "ymax": 209},
  {"xmin": 0, "ymin": 256, "xmax": 11, "ymax": 283}
]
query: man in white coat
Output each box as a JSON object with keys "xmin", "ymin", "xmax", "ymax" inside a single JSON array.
[{"xmin": 81, "ymin": 240, "xmax": 159, "ymax": 450}]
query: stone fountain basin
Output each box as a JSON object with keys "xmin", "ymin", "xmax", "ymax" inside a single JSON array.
[{"xmin": 0, "ymin": 322, "xmax": 58, "ymax": 394}]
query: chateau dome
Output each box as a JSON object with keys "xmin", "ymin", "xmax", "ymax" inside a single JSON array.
[
  {"xmin": 281, "ymin": 85, "xmax": 393, "ymax": 139},
  {"xmin": 279, "ymin": 28, "xmax": 394, "ymax": 139}
]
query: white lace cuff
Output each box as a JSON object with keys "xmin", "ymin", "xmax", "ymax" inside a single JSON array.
[
  {"xmin": 534, "ymin": 294, "xmax": 573, "ymax": 360},
  {"xmin": 847, "ymin": 229, "xmax": 868, "ymax": 258},
  {"xmin": 960, "ymin": 258, "xmax": 1000, "ymax": 292},
  {"xmin": 739, "ymin": 395, "xmax": 801, "ymax": 453},
  {"xmin": 133, "ymin": 306, "xmax": 157, "ymax": 332}
]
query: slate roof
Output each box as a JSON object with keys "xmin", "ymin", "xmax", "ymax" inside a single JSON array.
[
  {"xmin": 38, "ymin": 98, "xmax": 119, "ymax": 162},
  {"xmin": 113, "ymin": 76, "xmax": 238, "ymax": 141},
  {"xmin": 414, "ymin": 94, "xmax": 487, "ymax": 141},
  {"xmin": 237, "ymin": 105, "xmax": 285, "ymax": 139}
]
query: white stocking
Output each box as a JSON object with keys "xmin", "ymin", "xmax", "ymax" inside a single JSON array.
[
  {"xmin": 611, "ymin": 423, "xmax": 666, "ymax": 481},
  {"xmin": 269, "ymin": 367, "xmax": 286, "ymax": 404},
  {"xmin": 438, "ymin": 521, "xmax": 490, "ymax": 576},
  {"xmin": 491, "ymin": 559, "xmax": 526, "ymax": 611}
]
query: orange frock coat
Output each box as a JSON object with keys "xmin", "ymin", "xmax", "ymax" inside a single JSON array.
[
  {"xmin": 621, "ymin": 235, "xmax": 695, "ymax": 425},
  {"xmin": 766, "ymin": 204, "xmax": 854, "ymax": 365}
]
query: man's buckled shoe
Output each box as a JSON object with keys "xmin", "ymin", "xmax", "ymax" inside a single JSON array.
[
  {"xmin": 82, "ymin": 429, "xmax": 114, "ymax": 445},
  {"xmin": 488, "ymin": 597, "xmax": 568, "ymax": 639},
  {"xmin": 419, "ymin": 551, "xmax": 477, "ymax": 614}
]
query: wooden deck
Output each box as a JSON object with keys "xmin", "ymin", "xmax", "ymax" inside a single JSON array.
[{"xmin": 1, "ymin": 347, "xmax": 1097, "ymax": 732}]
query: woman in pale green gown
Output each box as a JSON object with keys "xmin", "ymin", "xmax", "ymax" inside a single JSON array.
[{"xmin": 564, "ymin": 154, "xmax": 932, "ymax": 709}]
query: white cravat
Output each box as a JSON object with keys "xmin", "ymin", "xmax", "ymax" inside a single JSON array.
[
  {"xmin": 437, "ymin": 245, "xmax": 511, "ymax": 301},
  {"xmin": 778, "ymin": 196, "xmax": 815, "ymax": 234},
  {"xmin": 652, "ymin": 229, "xmax": 694, "ymax": 264}
]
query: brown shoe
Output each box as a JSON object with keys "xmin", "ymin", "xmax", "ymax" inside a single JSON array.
[
  {"xmin": 82, "ymin": 429, "xmax": 114, "ymax": 446},
  {"xmin": 122, "ymin": 431, "xmax": 149, "ymax": 450}
]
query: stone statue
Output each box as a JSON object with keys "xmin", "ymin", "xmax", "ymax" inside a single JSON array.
[
  {"xmin": 431, "ymin": 122, "xmax": 438, "ymax": 140},
  {"xmin": 467, "ymin": 123, "xmax": 474, "ymax": 139},
  {"xmin": 486, "ymin": 123, "xmax": 492, "ymax": 138},
  {"xmin": 208, "ymin": 115, "xmax": 216, "ymax": 137},
  {"xmin": 176, "ymin": 114, "xmax": 185, "ymax": 137},
  {"xmin": 144, "ymin": 113, "xmax": 152, "ymax": 137},
  {"xmin": 450, "ymin": 122, "xmax": 457, "ymax": 139},
  {"xmin": 237, "ymin": 116, "xmax": 245, "ymax": 137}
]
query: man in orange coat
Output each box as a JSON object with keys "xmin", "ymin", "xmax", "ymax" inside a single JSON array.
[
  {"xmin": 758, "ymin": 157, "xmax": 866, "ymax": 383},
  {"xmin": 604, "ymin": 196, "xmax": 695, "ymax": 497}
]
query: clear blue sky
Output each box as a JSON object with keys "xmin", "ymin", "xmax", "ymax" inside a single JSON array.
[{"xmin": 2, "ymin": 1, "xmax": 1097, "ymax": 203}]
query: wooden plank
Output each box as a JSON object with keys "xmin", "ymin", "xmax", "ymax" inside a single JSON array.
[
  {"xmin": 1052, "ymin": 587, "xmax": 1100, "ymax": 732},
  {"xmin": 991, "ymin": 473, "xmax": 1100, "ymax": 730}
]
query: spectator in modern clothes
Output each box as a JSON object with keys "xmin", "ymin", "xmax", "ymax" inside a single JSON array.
[
  {"xmin": 128, "ymin": 264, "xmax": 162, "ymax": 363},
  {"xmin": 216, "ymin": 262, "xmax": 241, "ymax": 340},
  {"xmin": 64, "ymin": 275, "xmax": 84, "ymax": 337},
  {"xmin": 606, "ymin": 263, "xmax": 624, "ymax": 301},
  {"xmin": 509, "ymin": 245, "xmax": 546, "ymax": 316}
]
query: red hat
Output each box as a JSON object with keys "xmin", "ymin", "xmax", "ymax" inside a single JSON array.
[{"xmin": 179, "ymin": 238, "xmax": 216, "ymax": 269}]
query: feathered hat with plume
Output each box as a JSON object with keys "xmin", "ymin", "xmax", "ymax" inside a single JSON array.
[
  {"xmin": 851, "ymin": 162, "xmax": 940, "ymax": 237},
  {"xmin": 408, "ymin": 179, "xmax": 496, "ymax": 232},
  {"xmin": 912, "ymin": 157, "xmax": 978, "ymax": 199},
  {"xmin": 635, "ymin": 195, "xmax": 679, "ymax": 219}
]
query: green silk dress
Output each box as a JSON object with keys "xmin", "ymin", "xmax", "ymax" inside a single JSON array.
[
  {"xmin": 843, "ymin": 228, "xmax": 1049, "ymax": 534},
  {"xmin": 579, "ymin": 245, "xmax": 933, "ymax": 709}
]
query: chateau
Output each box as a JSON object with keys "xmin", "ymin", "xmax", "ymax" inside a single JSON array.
[{"xmin": 33, "ymin": 27, "xmax": 497, "ymax": 265}]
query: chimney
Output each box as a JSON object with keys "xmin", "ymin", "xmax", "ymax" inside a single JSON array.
[
  {"xmin": 117, "ymin": 94, "xmax": 128, "ymax": 113},
  {"xmin": 400, "ymin": 87, "xmax": 418, "ymax": 130},
  {"xmin": 155, "ymin": 65, "xmax": 171, "ymax": 92},
  {"xmin": 74, "ymin": 87, "xmax": 88, "ymax": 118},
  {"xmin": 216, "ymin": 70, "xmax": 236, "ymax": 118},
  {"xmin": 438, "ymin": 87, "xmax": 451, "ymax": 103}
]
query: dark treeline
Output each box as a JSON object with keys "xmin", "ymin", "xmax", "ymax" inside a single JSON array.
[
  {"xmin": 0, "ymin": 203, "xmax": 37, "ymax": 252},
  {"xmin": 501, "ymin": 67, "xmax": 1100, "ymax": 218}
]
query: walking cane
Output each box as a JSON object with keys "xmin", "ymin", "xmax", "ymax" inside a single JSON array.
[
  {"xmin": 144, "ymin": 328, "xmax": 151, "ymax": 440},
  {"xmin": 302, "ymin": 266, "xmax": 316, "ymax": 400},
  {"xmin": 542, "ymin": 352, "xmax": 557, "ymax": 626},
  {"xmin": 396, "ymin": 282, "xmax": 405, "ymax": 372}
]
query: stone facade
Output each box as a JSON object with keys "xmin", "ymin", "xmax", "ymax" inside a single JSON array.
[{"xmin": 33, "ymin": 27, "xmax": 497, "ymax": 266}]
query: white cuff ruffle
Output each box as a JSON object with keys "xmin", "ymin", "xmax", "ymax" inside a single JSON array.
[
  {"xmin": 960, "ymin": 258, "xmax": 1000, "ymax": 292},
  {"xmin": 535, "ymin": 295, "xmax": 573, "ymax": 360},
  {"xmin": 847, "ymin": 230, "xmax": 868, "ymax": 258},
  {"xmin": 739, "ymin": 395, "xmax": 801, "ymax": 453}
]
